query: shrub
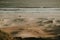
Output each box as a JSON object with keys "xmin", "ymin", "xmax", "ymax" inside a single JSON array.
[{"xmin": 0, "ymin": 30, "xmax": 14, "ymax": 40}]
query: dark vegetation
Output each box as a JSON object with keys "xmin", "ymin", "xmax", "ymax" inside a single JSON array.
[
  {"xmin": 11, "ymin": 31, "xmax": 19, "ymax": 35},
  {"xmin": 1, "ymin": 29, "xmax": 60, "ymax": 40},
  {"xmin": 36, "ymin": 18, "xmax": 54, "ymax": 26},
  {"xmin": 13, "ymin": 18, "xmax": 25, "ymax": 23},
  {"xmin": 14, "ymin": 37, "xmax": 60, "ymax": 40},
  {"xmin": 0, "ymin": 30, "xmax": 14, "ymax": 40}
]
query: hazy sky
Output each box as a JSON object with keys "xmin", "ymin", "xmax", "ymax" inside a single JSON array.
[{"xmin": 0, "ymin": 0, "xmax": 60, "ymax": 8}]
